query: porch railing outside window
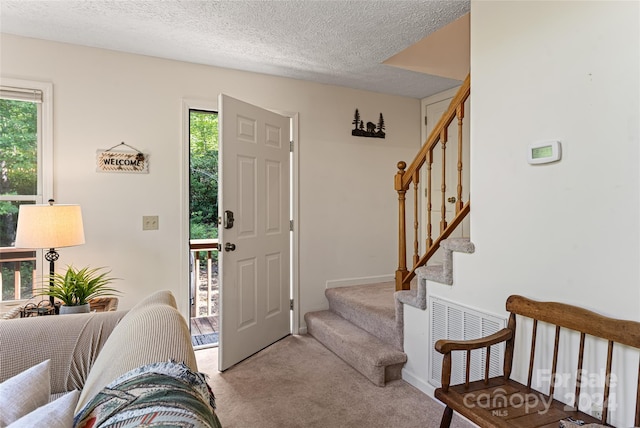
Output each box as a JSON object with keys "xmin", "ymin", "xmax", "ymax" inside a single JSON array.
[{"xmin": 0, "ymin": 248, "xmax": 36, "ymax": 301}]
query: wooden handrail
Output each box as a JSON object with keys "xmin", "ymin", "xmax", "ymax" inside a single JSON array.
[
  {"xmin": 401, "ymin": 202, "xmax": 470, "ymax": 286},
  {"xmin": 395, "ymin": 74, "xmax": 471, "ymax": 291},
  {"xmin": 189, "ymin": 238, "xmax": 219, "ymax": 250},
  {"xmin": 400, "ymin": 74, "xmax": 470, "ymax": 190}
]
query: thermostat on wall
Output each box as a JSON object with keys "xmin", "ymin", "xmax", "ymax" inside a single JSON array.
[{"xmin": 527, "ymin": 140, "xmax": 561, "ymax": 165}]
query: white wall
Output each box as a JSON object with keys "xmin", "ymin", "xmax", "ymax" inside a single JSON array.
[
  {"xmin": 0, "ymin": 34, "xmax": 421, "ymax": 329},
  {"xmin": 464, "ymin": 0, "xmax": 639, "ymax": 323},
  {"xmin": 404, "ymin": 1, "xmax": 639, "ymax": 424}
]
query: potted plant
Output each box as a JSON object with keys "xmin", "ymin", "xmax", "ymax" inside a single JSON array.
[{"xmin": 41, "ymin": 265, "xmax": 120, "ymax": 314}]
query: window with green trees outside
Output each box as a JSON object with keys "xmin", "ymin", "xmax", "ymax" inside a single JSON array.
[{"xmin": 0, "ymin": 90, "xmax": 41, "ymax": 301}]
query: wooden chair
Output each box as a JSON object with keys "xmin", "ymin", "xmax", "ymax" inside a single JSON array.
[{"xmin": 434, "ymin": 295, "xmax": 640, "ymax": 428}]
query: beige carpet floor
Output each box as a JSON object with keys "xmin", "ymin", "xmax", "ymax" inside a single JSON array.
[{"xmin": 195, "ymin": 334, "xmax": 472, "ymax": 428}]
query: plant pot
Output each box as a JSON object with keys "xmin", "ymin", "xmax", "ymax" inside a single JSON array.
[{"xmin": 59, "ymin": 303, "xmax": 90, "ymax": 315}]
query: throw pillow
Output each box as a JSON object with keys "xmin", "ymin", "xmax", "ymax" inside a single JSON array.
[
  {"xmin": 74, "ymin": 360, "xmax": 222, "ymax": 428},
  {"xmin": 7, "ymin": 390, "xmax": 79, "ymax": 428},
  {"xmin": 0, "ymin": 359, "xmax": 51, "ymax": 426}
]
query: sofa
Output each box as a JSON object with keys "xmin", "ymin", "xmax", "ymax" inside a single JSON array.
[{"xmin": 0, "ymin": 290, "xmax": 222, "ymax": 427}]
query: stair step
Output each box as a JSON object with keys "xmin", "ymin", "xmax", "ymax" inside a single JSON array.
[
  {"xmin": 418, "ymin": 264, "xmax": 450, "ymax": 285},
  {"xmin": 398, "ymin": 238, "xmax": 476, "ymax": 310},
  {"xmin": 325, "ymin": 283, "xmax": 401, "ymax": 350},
  {"xmin": 305, "ymin": 310, "xmax": 407, "ymax": 387},
  {"xmin": 416, "ymin": 237, "xmax": 476, "ymax": 286}
]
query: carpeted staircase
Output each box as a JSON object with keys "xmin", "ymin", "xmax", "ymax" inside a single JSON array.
[
  {"xmin": 304, "ymin": 282, "xmax": 407, "ymax": 386},
  {"xmin": 304, "ymin": 238, "xmax": 475, "ymax": 387}
]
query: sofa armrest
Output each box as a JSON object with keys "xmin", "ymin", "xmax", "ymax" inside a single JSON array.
[
  {"xmin": 0, "ymin": 311, "xmax": 127, "ymax": 394},
  {"xmin": 76, "ymin": 302, "xmax": 196, "ymax": 412}
]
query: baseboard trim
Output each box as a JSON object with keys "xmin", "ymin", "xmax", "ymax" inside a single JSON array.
[
  {"xmin": 401, "ymin": 368, "xmax": 436, "ymax": 398},
  {"xmin": 325, "ymin": 275, "xmax": 394, "ymax": 289},
  {"xmin": 297, "ymin": 326, "xmax": 308, "ymax": 335}
]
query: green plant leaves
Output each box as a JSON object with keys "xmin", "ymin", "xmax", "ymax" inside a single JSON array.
[{"xmin": 39, "ymin": 265, "xmax": 120, "ymax": 306}]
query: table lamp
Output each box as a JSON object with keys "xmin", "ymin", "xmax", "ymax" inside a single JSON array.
[{"xmin": 14, "ymin": 199, "xmax": 85, "ymax": 308}]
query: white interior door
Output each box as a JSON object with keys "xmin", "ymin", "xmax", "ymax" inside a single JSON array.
[{"xmin": 218, "ymin": 94, "xmax": 290, "ymax": 371}]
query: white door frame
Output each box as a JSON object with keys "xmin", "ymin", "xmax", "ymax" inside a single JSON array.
[{"xmin": 180, "ymin": 99, "xmax": 300, "ymax": 335}]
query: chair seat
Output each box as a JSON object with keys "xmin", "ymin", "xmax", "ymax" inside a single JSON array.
[{"xmin": 435, "ymin": 378, "xmax": 608, "ymax": 428}]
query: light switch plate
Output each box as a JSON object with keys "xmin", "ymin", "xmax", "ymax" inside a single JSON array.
[{"xmin": 142, "ymin": 215, "xmax": 159, "ymax": 230}]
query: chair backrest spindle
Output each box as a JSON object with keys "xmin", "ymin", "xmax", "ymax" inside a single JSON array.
[
  {"xmin": 484, "ymin": 346, "xmax": 491, "ymax": 384},
  {"xmin": 635, "ymin": 359, "xmax": 640, "ymax": 427},
  {"xmin": 465, "ymin": 350, "xmax": 471, "ymax": 388},
  {"xmin": 602, "ymin": 340, "xmax": 614, "ymax": 424},
  {"xmin": 549, "ymin": 325, "xmax": 561, "ymax": 398},
  {"xmin": 527, "ymin": 319, "xmax": 538, "ymax": 388},
  {"xmin": 574, "ymin": 332, "xmax": 586, "ymax": 409}
]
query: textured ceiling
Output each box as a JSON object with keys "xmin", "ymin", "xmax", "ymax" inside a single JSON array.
[{"xmin": 0, "ymin": 0, "xmax": 469, "ymax": 99}]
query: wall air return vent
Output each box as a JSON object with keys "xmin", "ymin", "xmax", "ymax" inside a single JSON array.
[{"xmin": 428, "ymin": 295, "xmax": 507, "ymax": 388}]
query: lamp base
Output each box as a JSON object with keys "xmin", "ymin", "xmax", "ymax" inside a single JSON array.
[{"xmin": 44, "ymin": 248, "xmax": 59, "ymax": 311}]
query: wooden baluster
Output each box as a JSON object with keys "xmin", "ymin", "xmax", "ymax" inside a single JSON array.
[
  {"xmin": 31, "ymin": 260, "xmax": 37, "ymax": 298},
  {"xmin": 456, "ymin": 103, "xmax": 465, "ymax": 214},
  {"xmin": 440, "ymin": 128, "xmax": 448, "ymax": 233},
  {"xmin": 549, "ymin": 326, "xmax": 561, "ymax": 397},
  {"xmin": 14, "ymin": 261, "xmax": 21, "ymax": 300},
  {"xmin": 527, "ymin": 320, "xmax": 538, "ymax": 388},
  {"xmin": 602, "ymin": 340, "xmax": 614, "ymax": 424},
  {"xmin": 412, "ymin": 171, "xmax": 419, "ymax": 268},
  {"xmin": 195, "ymin": 251, "xmax": 201, "ymax": 315},
  {"xmin": 426, "ymin": 150, "xmax": 433, "ymax": 249},
  {"xmin": 574, "ymin": 333, "xmax": 586, "ymax": 410},
  {"xmin": 189, "ymin": 251, "xmax": 195, "ymax": 318},
  {"xmin": 395, "ymin": 162, "xmax": 408, "ymax": 291},
  {"xmin": 207, "ymin": 250, "xmax": 213, "ymax": 316}
]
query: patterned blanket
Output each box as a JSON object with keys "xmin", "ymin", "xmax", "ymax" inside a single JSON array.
[{"xmin": 74, "ymin": 360, "xmax": 222, "ymax": 428}]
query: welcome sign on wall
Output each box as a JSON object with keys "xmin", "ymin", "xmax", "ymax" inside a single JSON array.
[{"xmin": 96, "ymin": 142, "xmax": 149, "ymax": 174}]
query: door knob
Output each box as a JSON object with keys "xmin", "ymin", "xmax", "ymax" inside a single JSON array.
[
  {"xmin": 447, "ymin": 196, "xmax": 457, "ymax": 204},
  {"xmin": 224, "ymin": 243, "xmax": 236, "ymax": 252}
]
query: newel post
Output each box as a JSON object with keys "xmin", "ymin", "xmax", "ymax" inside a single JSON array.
[{"xmin": 395, "ymin": 161, "xmax": 409, "ymax": 291}]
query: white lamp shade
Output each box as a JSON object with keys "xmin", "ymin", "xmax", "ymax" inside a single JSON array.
[{"xmin": 15, "ymin": 204, "xmax": 85, "ymax": 249}]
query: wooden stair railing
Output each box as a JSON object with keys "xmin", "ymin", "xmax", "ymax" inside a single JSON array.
[{"xmin": 395, "ymin": 74, "xmax": 471, "ymax": 291}]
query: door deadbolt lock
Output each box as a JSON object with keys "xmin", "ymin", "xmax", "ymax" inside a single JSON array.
[
  {"xmin": 224, "ymin": 243, "xmax": 236, "ymax": 252},
  {"xmin": 223, "ymin": 210, "xmax": 234, "ymax": 229},
  {"xmin": 447, "ymin": 197, "xmax": 457, "ymax": 204}
]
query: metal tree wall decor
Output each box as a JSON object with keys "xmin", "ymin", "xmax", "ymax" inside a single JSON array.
[{"xmin": 352, "ymin": 109, "xmax": 385, "ymax": 139}]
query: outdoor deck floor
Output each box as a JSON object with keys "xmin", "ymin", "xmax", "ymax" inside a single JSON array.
[{"xmin": 191, "ymin": 315, "xmax": 218, "ymax": 347}]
